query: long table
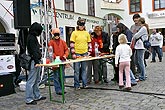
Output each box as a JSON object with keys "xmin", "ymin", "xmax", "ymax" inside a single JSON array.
[{"xmin": 38, "ymin": 54, "xmax": 115, "ymax": 103}]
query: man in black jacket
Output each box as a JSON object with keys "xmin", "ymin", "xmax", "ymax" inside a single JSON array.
[{"xmin": 25, "ymin": 22, "xmax": 46, "ymax": 105}]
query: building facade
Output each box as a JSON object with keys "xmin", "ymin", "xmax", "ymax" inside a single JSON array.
[
  {"xmin": 0, "ymin": 0, "xmax": 165, "ymax": 43},
  {"xmin": 30, "ymin": 0, "xmax": 124, "ymax": 45},
  {"xmin": 0, "ymin": 0, "xmax": 124, "ymax": 49},
  {"xmin": 122, "ymin": 0, "xmax": 165, "ymax": 35}
]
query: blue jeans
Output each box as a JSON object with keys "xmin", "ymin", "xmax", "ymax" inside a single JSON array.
[
  {"xmin": 160, "ymin": 48, "xmax": 163, "ymax": 57},
  {"xmin": 130, "ymin": 70, "xmax": 137, "ymax": 84},
  {"xmin": 26, "ymin": 60, "xmax": 42, "ymax": 103},
  {"xmin": 74, "ymin": 53, "xmax": 88, "ymax": 88},
  {"xmin": 134, "ymin": 49, "xmax": 146, "ymax": 80},
  {"xmin": 151, "ymin": 46, "xmax": 162, "ymax": 61},
  {"xmin": 53, "ymin": 65, "xmax": 65, "ymax": 93}
]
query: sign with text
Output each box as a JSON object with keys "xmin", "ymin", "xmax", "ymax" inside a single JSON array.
[
  {"xmin": 147, "ymin": 12, "xmax": 165, "ymax": 19},
  {"xmin": 0, "ymin": 55, "xmax": 16, "ymax": 73}
]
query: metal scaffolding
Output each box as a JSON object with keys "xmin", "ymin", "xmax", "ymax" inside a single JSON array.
[
  {"xmin": 39, "ymin": 0, "xmax": 57, "ymax": 81},
  {"xmin": 30, "ymin": 0, "xmax": 57, "ymax": 81}
]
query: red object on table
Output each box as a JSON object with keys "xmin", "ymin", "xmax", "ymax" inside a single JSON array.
[{"xmin": 46, "ymin": 59, "xmax": 51, "ymax": 64}]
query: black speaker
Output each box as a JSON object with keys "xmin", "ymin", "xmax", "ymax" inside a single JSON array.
[
  {"xmin": 0, "ymin": 74, "xmax": 15, "ymax": 97},
  {"xmin": 13, "ymin": 0, "xmax": 31, "ymax": 29}
]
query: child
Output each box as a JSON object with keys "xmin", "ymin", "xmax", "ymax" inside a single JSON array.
[
  {"xmin": 115, "ymin": 34, "xmax": 132, "ymax": 91},
  {"xmin": 87, "ymin": 31, "xmax": 100, "ymax": 84},
  {"xmin": 48, "ymin": 28, "xmax": 69, "ymax": 95}
]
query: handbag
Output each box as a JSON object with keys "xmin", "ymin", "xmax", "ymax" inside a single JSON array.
[
  {"xmin": 19, "ymin": 52, "xmax": 31, "ymax": 70},
  {"xmin": 144, "ymin": 49, "xmax": 151, "ymax": 59}
]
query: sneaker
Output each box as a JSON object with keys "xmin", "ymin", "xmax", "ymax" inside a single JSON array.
[
  {"xmin": 104, "ymin": 79, "xmax": 109, "ymax": 83},
  {"xmin": 123, "ymin": 87, "xmax": 132, "ymax": 91},
  {"xmin": 83, "ymin": 85, "xmax": 88, "ymax": 88},
  {"xmin": 75, "ymin": 87, "xmax": 81, "ymax": 90},
  {"xmin": 95, "ymin": 80, "xmax": 99, "ymax": 84},
  {"xmin": 87, "ymin": 81, "xmax": 91, "ymax": 85},
  {"xmin": 56, "ymin": 92, "xmax": 66, "ymax": 95},
  {"xmin": 35, "ymin": 96, "xmax": 46, "ymax": 101},
  {"xmin": 150, "ymin": 61, "xmax": 156, "ymax": 63},
  {"xmin": 111, "ymin": 78, "xmax": 116, "ymax": 81},
  {"xmin": 119, "ymin": 85, "xmax": 124, "ymax": 89},
  {"xmin": 145, "ymin": 75, "xmax": 148, "ymax": 78},
  {"xmin": 131, "ymin": 83, "xmax": 137, "ymax": 86},
  {"xmin": 139, "ymin": 79, "xmax": 145, "ymax": 81},
  {"xmin": 135, "ymin": 79, "xmax": 140, "ymax": 82},
  {"xmin": 26, "ymin": 100, "xmax": 37, "ymax": 105}
]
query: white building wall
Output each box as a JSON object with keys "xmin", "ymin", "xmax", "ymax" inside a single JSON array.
[
  {"xmin": 123, "ymin": 0, "xmax": 165, "ymax": 29},
  {"xmin": 0, "ymin": 1, "xmax": 16, "ymax": 34}
]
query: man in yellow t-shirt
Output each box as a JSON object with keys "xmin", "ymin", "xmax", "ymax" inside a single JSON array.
[
  {"xmin": 70, "ymin": 18, "xmax": 91, "ymax": 90},
  {"xmin": 70, "ymin": 31, "xmax": 91, "ymax": 54}
]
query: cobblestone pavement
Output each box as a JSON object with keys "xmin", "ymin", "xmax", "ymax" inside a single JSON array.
[{"xmin": 0, "ymin": 55, "xmax": 165, "ymax": 110}]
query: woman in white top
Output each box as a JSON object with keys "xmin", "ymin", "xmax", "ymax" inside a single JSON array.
[
  {"xmin": 115, "ymin": 34, "xmax": 132, "ymax": 91},
  {"xmin": 132, "ymin": 17, "xmax": 149, "ymax": 81}
]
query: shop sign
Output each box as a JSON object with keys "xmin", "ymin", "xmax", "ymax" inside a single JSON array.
[
  {"xmin": 56, "ymin": 12, "xmax": 74, "ymax": 20},
  {"xmin": 79, "ymin": 17, "xmax": 100, "ymax": 24},
  {"xmin": 148, "ymin": 12, "xmax": 165, "ymax": 19}
]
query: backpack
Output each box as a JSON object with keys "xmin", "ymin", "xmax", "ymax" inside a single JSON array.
[{"xmin": 143, "ymin": 40, "xmax": 151, "ymax": 49}]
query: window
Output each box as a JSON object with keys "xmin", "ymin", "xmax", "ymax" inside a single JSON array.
[
  {"xmin": 65, "ymin": 0, "xmax": 74, "ymax": 12},
  {"xmin": 129, "ymin": 0, "xmax": 141, "ymax": 13},
  {"xmin": 41, "ymin": 0, "xmax": 51, "ymax": 7},
  {"xmin": 154, "ymin": 0, "xmax": 165, "ymax": 10},
  {"xmin": 88, "ymin": 0, "xmax": 95, "ymax": 16}
]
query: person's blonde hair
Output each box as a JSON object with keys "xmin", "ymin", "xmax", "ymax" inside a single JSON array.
[{"xmin": 118, "ymin": 34, "xmax": 128, "ymax": 44}]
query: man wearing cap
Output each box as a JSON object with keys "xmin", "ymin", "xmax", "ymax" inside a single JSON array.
[{"xmin": 48, "ymin": 28, "xmax": 69, "ymax": 95}]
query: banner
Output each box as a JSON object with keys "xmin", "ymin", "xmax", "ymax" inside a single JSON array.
[{"xmin": 0, "ymin": 55, "xmax": 16, "ymax": 73}]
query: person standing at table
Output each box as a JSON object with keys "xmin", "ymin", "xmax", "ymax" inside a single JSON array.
[
  {"xmin": 93, "ymin": 26, "xmax": 110, "ymax": 83},
  {"xmin": 115, "ymin": 34, "xmax": 132, "ymax": 91},
  {"xmin": 70, "ymin": 18, "xmax": 92, "ymax": 90},
  {"xmin": 87, "ymin": 30, "xmax": 100, "ymax": 84},
  {"xmin": 48, "ymin": 28, "xmax": 69, "ymax": 95},
  {"xmin": 26, "ymin": 22, "xmax": 46, "ymax": 105}
]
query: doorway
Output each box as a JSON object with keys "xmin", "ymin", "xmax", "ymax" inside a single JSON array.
[
  {"xmin": 0, "ymin": 22, "xmax": 6, "ymax": 33},
  {"xmin": 65, "ymin": 26, "xmax": 75, "ymax": 46}
]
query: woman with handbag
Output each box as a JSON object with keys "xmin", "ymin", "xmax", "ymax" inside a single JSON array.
[{"xmin": 132, "ymin": 17, "xmax": 149, "ymax": 81}]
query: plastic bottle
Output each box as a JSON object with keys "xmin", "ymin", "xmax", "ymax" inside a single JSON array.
[
  {"xmin": 49, "ymin": 46, "xmax": 53, "ymax": 62},
  {"xmin": 95, "ymin": 42, "xmax": 99, "ymax": 57},
  {"xmin": 109, "ymin": 48, "xmax": 112, "ymax": 54}
]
